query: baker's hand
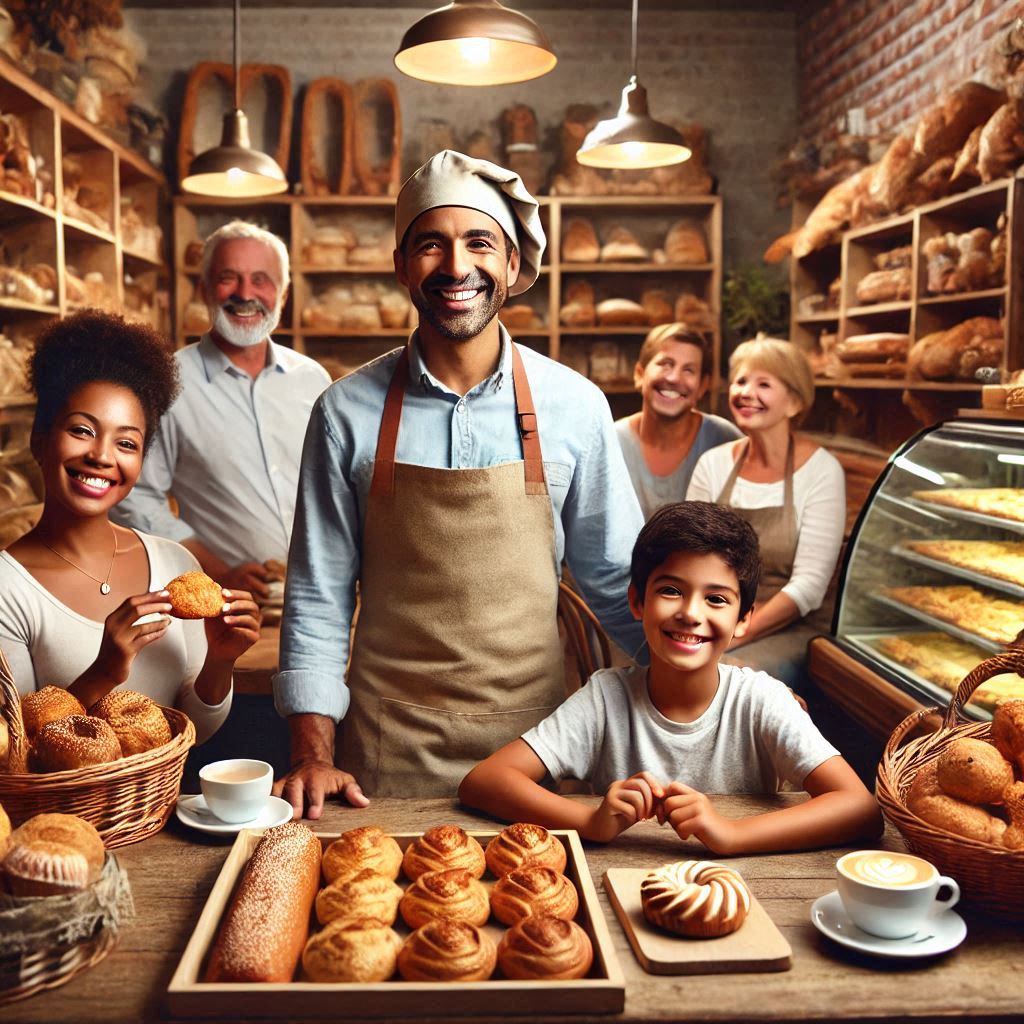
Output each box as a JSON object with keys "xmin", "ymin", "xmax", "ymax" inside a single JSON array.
[
  {"xmin": 223, "ymin": 561, "xmax": 271, "ymax": 602},
  {"xmin": 273, "ymin": 760, "xmax": 369, "ymax": 820},
  {"xmin": 204, "ymin": 588, "xmax": 261, "ymax": 663},
  {"xmin": 660, "ymin": 781, "xmax": 740, "ymax": 854},
  {"xmin": 585, "ymin": 771, "xmax": 664, "ymax": 842}
]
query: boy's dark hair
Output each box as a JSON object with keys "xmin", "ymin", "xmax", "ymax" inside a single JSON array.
[
  {"xmin": 630, "ymin": 501, "xmax": 762, "ymax": 616},
  {"xmin": 30, "ymin": 309, "xmax": 180, "ymax": 450}
]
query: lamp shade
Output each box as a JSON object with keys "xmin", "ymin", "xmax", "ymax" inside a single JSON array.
[
  {"xmin": 182, "ymin": 109, "xmax": 289, "ymax": 197},
  {"xmin": 576, "ymin": 76, "xmax": 691, "ymax": 169},
  {"xmin": 395, "ymin": 0, "xmax": 557, "ymax": 86}
]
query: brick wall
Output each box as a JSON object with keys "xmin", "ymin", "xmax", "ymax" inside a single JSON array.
[{"xmin": 797, "ymin": 0, "xmax": 1024, "ymax": 139}]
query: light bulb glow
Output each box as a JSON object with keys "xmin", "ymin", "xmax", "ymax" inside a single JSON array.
[
  {"xmin": 458, "ymin": 36, "xmax": 492, "ymax": 64},
  {"xmin": 226, "ymin": 167, "xmax": 246, "ymax": 184},
  {"xmin": 622, "ymin": 141, "xmax": 645, "ymax": 159}
]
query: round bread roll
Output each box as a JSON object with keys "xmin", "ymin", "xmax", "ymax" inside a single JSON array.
[
  {"xmin": 992, "ymin": 699, "xmax": 1024, "ymax": 775},
  {"xmin": 30, "ymin": 715, "xmax": 121, "ymax": 773},
  {"xmin": 936, "ymin": 737, "xmax": 1014, "ymax": 805},
  {"xmin": 90, "ymin": 689, "xmax": 172, "ymax": 756},
  {"xmin": 321, "ymin": 826, "xmax": 403, "ymax": 884},
  {"xmin": 402, "ymin": 824, "xmax": 486, "ymax": 881},
  {"xmin": 165, "ymin": 570, "xmax": 224, "ymax": 619},
  {"xmin": 315, "ymin": 868, "xmax": 404, "ymax": 926},
  {"xmin": 497, "ymin": 913, "xmax": 594, "ymax": 980},
  {"xmin": 398, "ymin": 919, "xmax": 497, "ymax": 982},
  {"xmin": 490, "ymin": 865, "xmax": 579, "ymax": 926},
  {"xmin": 21, "ymin": 686, "xmax": 86, "ymax": 741},
  {"xmin": 302, "ymin": 917, "xmax": 402, "ymax": 983},
  {"xmin": 399, "ymin": 868, "xmax": 490, "ymax": 930},
  {"xmin": 641, "ymin": 860, "xmax": 751, "ymax": 938},
  {"xmin": 8, "ymin": 813, "xmax": 105, "ymax": 881},
  {"xmin": 906, "ymin": 760, "xmax": 1007, "ymax": 844},
  {"xmin": 2, "ymin": 839, "xmax": 92, "ymax": 897},
  {"xmin": 484, "ymin": 822, "xmax": 567, "ymax": 878}
]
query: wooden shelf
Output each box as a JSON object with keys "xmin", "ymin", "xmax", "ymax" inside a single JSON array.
[
  {"xmin": 123, "ymin": 247, "xmax": 165, "ymax": 270},
  {"xmin": 560, "ymin": 327, "xmax": 652, "ymax": 336},
  {"xmin": 845, "ymin": 301, "xmax": 912, "ymax": 317},
  {"xmin": 0, "ymin": 298, "xmax": 60, "ymax": 316},
  {"xmin": 0, "ymin": 189, "xmax": 55, "ymax": 223},
  {"xmin": 560, "ymin": 262, "xmax": 714, "ymax": 273},
  {"xmin": 917, "ymin": 288, "xmax": 1007, "ymax": 305},
  {"xmin": 0, "ymin": 393, "xmax": 34, "ymax": 409},
  {"xmin": 796, "ymin": 311, "xmax": 840, "ymax": 324},
  {"xmin": 299, "ymin": 328, "xmax": 409, "ymax": 338},
  {"xmin": 62, "ymin": 216, "xmax": 116, "ymax": 244},
  {"xmin": 817, "ymin": 377, "xmax": 984, "ymax": 391}
]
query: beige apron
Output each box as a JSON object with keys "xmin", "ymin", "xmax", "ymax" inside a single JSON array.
[{"xmin": 341, "ymin": 344, "xmax": 565, "ymax": 796}]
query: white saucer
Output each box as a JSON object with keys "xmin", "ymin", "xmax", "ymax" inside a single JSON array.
[
  {"xmin": 175, "ymin": 793, "xmax": 292, "ymax": 835},
  {"xmin": 811, "ymin": 890, "xmax": 966, "ymax": 959}
]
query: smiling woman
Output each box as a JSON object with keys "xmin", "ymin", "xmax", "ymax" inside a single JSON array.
[{"xmin": 0, "ymin": 310, "xmax": 261, "ymax": 743}]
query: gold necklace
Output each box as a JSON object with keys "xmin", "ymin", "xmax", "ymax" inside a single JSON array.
[{"xmin": 38, "ymin": 525, "xmax": 119, "ymax": 596}]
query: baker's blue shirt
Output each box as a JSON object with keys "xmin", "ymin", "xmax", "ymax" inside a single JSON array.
[{"xmin": 274, "ymin": 327, "xmax": 646, "ymax": 722}]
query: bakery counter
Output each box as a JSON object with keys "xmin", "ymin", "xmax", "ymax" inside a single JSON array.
[{"xmin": 7, "ymin": 795, "xmax": 1021, "ymax": 1024}]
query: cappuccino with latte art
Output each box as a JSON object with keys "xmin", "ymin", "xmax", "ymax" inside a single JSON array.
[{"xmin": 838, "ymin": 851, "xmax": 935, "ymax": 888}]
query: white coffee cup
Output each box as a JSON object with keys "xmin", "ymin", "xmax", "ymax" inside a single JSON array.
[
  {"xmin": 836, "ymin": 850, "xmax": 960, "ymax": 939},
  {"xmin": 199, "ymin": 758, "xmax": 273, "ymax": 823}
]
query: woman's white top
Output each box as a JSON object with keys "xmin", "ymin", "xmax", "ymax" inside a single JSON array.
[
  {"xmin": 686, "ymin": 443, "xmax": 846, "ymax": 616},
  {"xmin": 0, "ymin": 530, "xmax": 231, "ymax": 744}
]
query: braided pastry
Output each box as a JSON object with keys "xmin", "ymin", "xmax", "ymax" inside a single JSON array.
[
  {"xmin": 490, "ymin": 865, "xmax": 579, "ymax": 926},
  {"xmin": 398, "ymin": 919, "xmax": 497, "ymax": 982},
  {"xmin": 402, "ymin": 824, "xmax": 486, "ymax": 881},
  {"xmin": 399, "ymin": 868, "xmax": 490, "ymax": 929},
  {"xmin": 484, "ymin": 822, "xmax": 567, "ymax": 878},
  {"xmin": 640, "ymin": 860, "xmax": 751, "ymax": 937},
  {"xmin": 497, "ymin": 913, "xmax": 593, "ymax": 980}
]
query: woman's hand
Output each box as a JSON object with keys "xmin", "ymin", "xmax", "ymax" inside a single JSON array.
[
  {"xmin": 92, "ymin": 591, "xmax": 174, "ymax": 685},
  {"xmin": 204, "ymin": 588, "xmax": 261, "ymax": 665}
]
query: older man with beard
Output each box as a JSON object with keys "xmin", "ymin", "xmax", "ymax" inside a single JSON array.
[
  {"xmin": 273, "ymin": 150, "xmax": 645, "ymax": 815},
  {"xmin": 114, "ymin": 221, "xmax": 330, "ymax": 598}
]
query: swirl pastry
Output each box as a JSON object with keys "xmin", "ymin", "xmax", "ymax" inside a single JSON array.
[
  {"xmin": 484, "ymin": 822, "xmax": 567, "ymax": 878},
  {"xmin": 399, "ymin": 868, "xmax": 490, "ymax": 929},
  {"xmin": 490, "ymin": 865, "xmax": 579, "ymax": 926},
  {"xmin": 397, "ymin": 919, "xmax": 497, "ymax": 982},
  {"xmin": 402, "ymin": 824, "xmax": 486, "ymax": 881},
  {"xmin": 315, "ymin": 868, "xmax": 404, "ymax": 926},
  {"xmin": 321, "ymin": 826, "xmax": 403, "ymax": 884},
  {"xmin": 302, "ymin": 918, "xmax": 402, "ymax": 983},
  {"xmin": 641, "ymin": 860, "xmax": 751, "ymax": 937},
  {"xmin": 497, "ymin": 913, "xmax": 593, "ymax": 980}
]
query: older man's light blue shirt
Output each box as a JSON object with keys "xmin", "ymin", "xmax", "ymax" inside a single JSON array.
[
  {"xmin": 113, "ymin": 335, "xmax": 330, "ymax": 566},
  {"xmin": 274, "ymin": 329, "xmax": 646, "ymax": 722}
]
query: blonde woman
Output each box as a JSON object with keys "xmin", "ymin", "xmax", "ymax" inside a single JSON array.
[{"xmin": 686, "ymin": 337, "xmax": 844, "ymax": 682}]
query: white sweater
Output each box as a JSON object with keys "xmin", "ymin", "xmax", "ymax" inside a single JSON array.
[{"xmin": 686, "ymin": 444, "xmax": 846, "ymax": 616}]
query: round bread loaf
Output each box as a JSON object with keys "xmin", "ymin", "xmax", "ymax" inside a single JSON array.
[
  {"xmin": 8, "ymin": 813, "xmax": 105, "ymax": 880},
  {"xmin": 30, "ymin": 715, "xmax": 121, "ymax": 772},
  {"xmin": 21, "ymin": 686, "xmax": 86, "ymax": 740},
  {"xmin": 490, "ymin": 865, "xmax": 579, "ymax": 926},
  {"xmin": 315, "ymin": 868, "xmax": 404, "ymax": 927},
  {"xmin": 484, "ymin": 822, "xmax": 567, "ymax": 878},
  {"xmin": 90, "ymin": 689, "xmax": 172, "ymax": 756},
  {"xmin": 992, "ymin": 699, "xmax": 1024, "ymax": 775},
  {"xmin": 321, "ymin": 826, "xmax": 403, "ymax": 884},
  {"xmin": 2, "ymin": 839, "xmax": 91, "ymax": 896},
  {"xmin": 402, "ymin": 824, "xmax": 486, "ymax": 881},
  {"xmin": 640, "ymin": 860, "xmax": 751, "ymax": 938},
  {"xmin": 165, "ymin": 570, "xmax": 224, "ymax": 619},
  {"xmin": 496, "ymin": 913, "xmax": 593, "ymax": 980},
  {"xmin": 936, "ymin": 737, "xmax": 1014, "ymax": 804},
  {"xmin": 398, "ymin": 919, "xmax": 497, "ymax": 982},
  {"xmin": 399, "ymin": 868, "xmax": 490, "ymax": 930},
  {"xmin": 302, "ymin": 917, "xmax": 402, "ymax": 983}
]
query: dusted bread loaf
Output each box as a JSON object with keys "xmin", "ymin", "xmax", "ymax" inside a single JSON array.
[
  {"xmin": 206, "ymin": 822, "xmax": 322, "ymax": 982},
  {"xmin": 641, "ymin": 860, "xmax": 751, "ymax": 937}
]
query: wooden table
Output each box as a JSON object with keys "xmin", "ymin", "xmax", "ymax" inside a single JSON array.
[{"xmin": 9, "ymin": 796, "xmax": 1020, "ymax": 1024}]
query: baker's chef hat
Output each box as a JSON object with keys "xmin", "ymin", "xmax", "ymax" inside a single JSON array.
[{"xmin": 394, "ymin": 149, "xmax": 545, "ymax": 296}]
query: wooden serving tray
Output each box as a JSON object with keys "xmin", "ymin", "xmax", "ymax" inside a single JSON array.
[
  {"xmin": 167, "ymin": 828, "xmax": 624, "ymax": 1018},
  {"xmin": 604, "ymin": 868, "xmax": 792, "ymax": 975}
]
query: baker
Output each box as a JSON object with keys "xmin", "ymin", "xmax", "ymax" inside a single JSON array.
[{"xmin": 273, "ymin": 150, "xmax": 645, "ymax": 814}]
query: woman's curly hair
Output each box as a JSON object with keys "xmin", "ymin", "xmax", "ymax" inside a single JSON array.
[{"xmin": 30, "ymin": 309, "xmax": 180, "ymax": 448}]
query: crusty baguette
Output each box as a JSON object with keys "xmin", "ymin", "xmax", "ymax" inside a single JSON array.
[{"xmin": 205, "ymin": 822, "xmax": 322, "ymax": 983}]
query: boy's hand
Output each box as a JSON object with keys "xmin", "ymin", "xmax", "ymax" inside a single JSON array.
[
  {"xmin": 660, "ymin": 781, "xmax": 742, "ymax": 854},
  {"xmin": 585, "ymin": 772, "xmax": 665, "ymax": 842}
]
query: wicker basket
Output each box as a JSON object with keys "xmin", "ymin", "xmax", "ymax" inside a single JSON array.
[
  {"xmin": 0, "ymin": 647, "xmax": 196, "ymax": 849},
  {"xmin": 876, "ymin": 641, "xmax": 1024, "ymax": 920}
]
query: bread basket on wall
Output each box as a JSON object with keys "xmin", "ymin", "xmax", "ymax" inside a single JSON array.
[
  {"xmin": 876, "ymin": 642, "xmax": 1024, "ymax": 920},
  {"xmin": 0, "ymin": 647, "xmax": 195, "ymax": 848}
]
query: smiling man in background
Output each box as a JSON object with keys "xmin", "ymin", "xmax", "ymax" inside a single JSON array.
[
  {"xmin": 273, "ymin": 150, "xmax": 646, "ymax": 815},
  {"xmin": 114, "ymin": 221, "xmax": 330, "ymax": 599}
]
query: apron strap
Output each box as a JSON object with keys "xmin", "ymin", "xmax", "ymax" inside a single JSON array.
[
  {"xmin": 717, "ymin": 435, "xmax": 796, "ymax": 515},
  {"xmin": 716, "ymin": 439, "xmax": 749, "ymax": 505},
  {"xmin": 369, "ymin": 342, "xmax": 547, "ymax": 499}
]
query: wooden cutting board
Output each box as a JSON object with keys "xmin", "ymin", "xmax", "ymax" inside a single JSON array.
[{"xmin": 604, "ymin": 868, "xmax": 792, "ymax": 975}]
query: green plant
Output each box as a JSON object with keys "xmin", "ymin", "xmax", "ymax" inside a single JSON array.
[{"xmin": 721, "ymin": 266, "xmax": 790, "ymax": 342}]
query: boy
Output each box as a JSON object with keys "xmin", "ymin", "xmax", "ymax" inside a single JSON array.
[{"xmin": 459, "ymin": 502, "xmax": 882, "ymax": 853}]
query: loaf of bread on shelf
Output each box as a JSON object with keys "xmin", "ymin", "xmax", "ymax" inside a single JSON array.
[
  {"xmin": 869, "ymin": 134, "xmax": 923, "ymax": 213},
  {"xmin": 500, "ymin": 304, "xmax": 539, "ymax": 329},
  {"xmin": 906, "ymin": 316, "xmax": 1003, "ymax": 380},
  {"xmin": 873, "ymin": 245, "xmax": 913, "ymax": 271},
  {"xmin": 640, "ymin": 288, "xmax": 674, "ymax": 326},
  {"xmin": 596, "ymin": 298, "xmax": 648, "ymax": 327},
  {"xmin": 979, "ymin": 102, "xmax": 1024, "ymax": 183},
  {"xmin": 834, "ymin": 332, "xmax": 909, "ymax": 362},
  {"xmin": 663, "ymin": 220, "xmax": 708, "ymax": 263},
  {"xmin": 854, "ymin": 267, "xmax": 911, "ymax": 304},
  {"xmin": 599, "ymin": 226, "xmax": 649, "ymax": 262},
  {"xmin": 673, "ymin": 293, "xmax": 715, "ymax": 333},
  {"xmin": 559, "ymin": 280, "xmax": 596, "ymax": 327},
  {"xmin": 303, "ymin": 225, "xmax": 357, "ymax": 267},
  {"xmin": 561, "ymin": 218, "xmax": 599, "ymax": 263},
  {"xmin": 913, "ymin": 82, "xmax": 1006, "ymax": 166}
]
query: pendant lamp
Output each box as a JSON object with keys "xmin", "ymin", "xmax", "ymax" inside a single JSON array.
[
  {"xmin": 394, "ymin": 0, "xmax": 556, "ymax": 87},
  {"xmin": 181, "ymin": 0, "xmax": 288, "ymax": 197},
  {"xmin": 576, "ymin": 0, "xmax": 690, "ymax": 170}
]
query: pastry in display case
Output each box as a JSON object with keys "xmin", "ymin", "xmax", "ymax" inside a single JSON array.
[{"xmin": 824, "ymin": 416, "xmax": 1024, "ymax": 724}]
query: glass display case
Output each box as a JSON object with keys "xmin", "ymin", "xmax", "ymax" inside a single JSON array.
[{"xmin": 831, "ymin": 415, "xmax": 1024, "ymax": 722}]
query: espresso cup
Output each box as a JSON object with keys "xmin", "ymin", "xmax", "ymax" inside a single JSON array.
[
  {"xmin": 199, "ymin": 758, "xmax": 273, "ymax": 823},
  {"xmin": 836, "ymin": 850, "xmax": 959, "ymax": 939}
]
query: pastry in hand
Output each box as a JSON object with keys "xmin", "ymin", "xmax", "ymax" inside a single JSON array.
[
  {"xmin": 321, "ymin": 826, "xmax": 403, "ymax": 884},
  {"xmin": 302, "ymin": 917, "xmax": 402, "ymax": 983},
  {"xmin": 165, "ymin": 570, "xmax": 224, "ymax": 619},
  {"xmin": 315, "ymin": 868, "xmax": 404, "ymax": 926},
  {"xmin": 399, "ymin": 868, "xmax": 490, "ymax": 929},
  {"xmin": 640, "ymin": 860, "xmax": 751, "ymax": 937},
  {"xmin": 484, "ymin": 822, "xmax": 567, "ymax": 878},
  {"xmin": 490, "ymin": 865, "xmax": 579, "ymax": 926},
  {"xmin": 497, "ymin": 913, "xmax": 593, "ymax": 980},
  {"xmin": 90, "ymin": 689, "xmax": 172, "ymax": 756},
  {"xmin": 402, "ymin": 824, "xmax": 486, "ymax": 881},
  {"xmin": 398, "ymin": 919, "xmax": 497, "ymax": 982}
]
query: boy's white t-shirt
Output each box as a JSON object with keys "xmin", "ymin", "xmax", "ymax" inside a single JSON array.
[{"xmin": 522, "ymin": 663, "xmax": 839, "ymax": 794}]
